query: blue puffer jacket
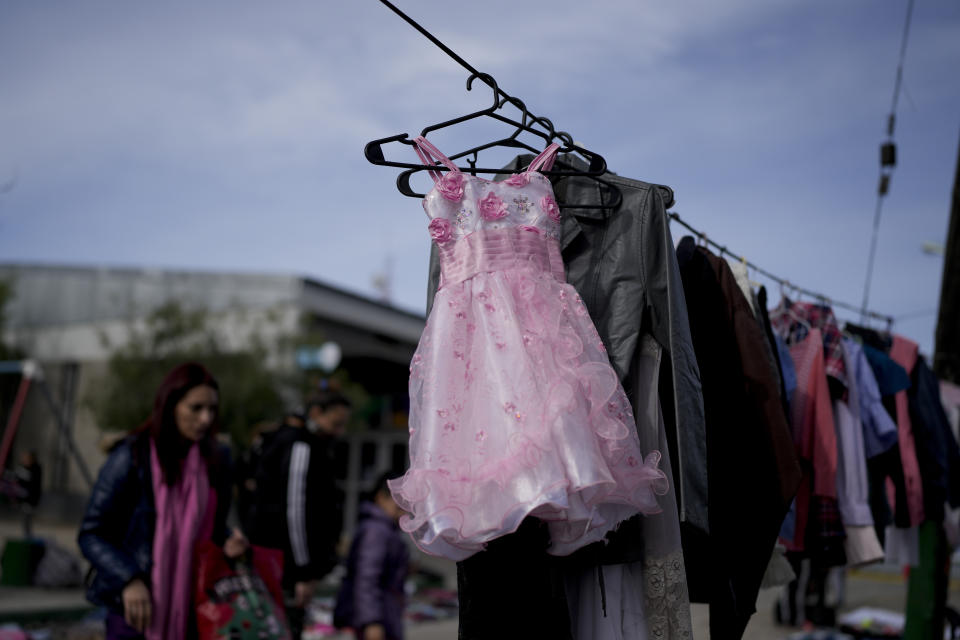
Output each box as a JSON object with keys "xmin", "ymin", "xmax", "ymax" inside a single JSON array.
[{"xmin": 77, "ymin": 434, "xmax": 232, "ymax": 612}]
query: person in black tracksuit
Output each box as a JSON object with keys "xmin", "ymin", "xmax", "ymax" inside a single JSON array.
[{"xmin": 247, "ymin": 392, "xmax": 350, "ymax": 639}]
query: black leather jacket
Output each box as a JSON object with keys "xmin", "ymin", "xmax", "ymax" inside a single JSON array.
[{"xmin": 77, "ymin": 434, "xmax": 232, "ymax": 611}]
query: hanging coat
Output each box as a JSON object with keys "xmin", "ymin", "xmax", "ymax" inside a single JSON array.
[{"xmin": 675, "ymin": 237, "xmax": 801, "ymax": 640}]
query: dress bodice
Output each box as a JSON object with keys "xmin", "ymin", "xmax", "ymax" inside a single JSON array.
[
  {"xmin": 414, "ymin": 136, "xmax": 563, "ymax": 244},
  {"xmin": 414, "ymin": 137, "xmax": 565, "ymax": 287},
  {"xmin": 422, "ymin": 169, "xmax": 562, "ymax": 242}
]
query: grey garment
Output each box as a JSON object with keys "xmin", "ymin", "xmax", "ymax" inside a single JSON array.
[
  {"xmin": 632, "ymin": 335, "xmax": 693, "ymax": 639},
  {"xmin": 834, "ymin": 342, "xmax": 885, "ymax": 567},
  {"xmin": 835, "ymin": 343, "xmax": 874, "ymax": 527},
  {"xmin": 425, "ymin": 155, "xmax": 708, "ymax": 535},
  {"xmin": 564, "ymin": 561, "xmax": 650, "ymax": 640},
  {"xmin": 563, "ymin": 336, "xmax": 692, "ymax": 640}
]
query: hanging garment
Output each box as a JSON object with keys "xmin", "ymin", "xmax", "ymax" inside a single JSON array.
[
  {"xmin": 770, "ymin": 299, "xmax": 849, "ymax": 392},
  {"xmin": 560, "ymin": 334, "xmax": 693, "ymax": 640},
  {"xmin": 941, "ymin": 381, "xmax": 960, "ymax": 438},
  {"xmin": 851, "ymin": 341, "xmax": 912, "ymax": 536},
  {"xmin": 783, "ymin": 329, "xmax": 839, "ymax": 553},
  {"xmin": 754, "ymin": 285, "xmax": 799, "ymax": 587},
  {"xmin": 888, "ymin": 336, "xmax": 926, "ymax": 527},
  {"xmin": 392, "ymin": 137, "xmax": 669, "ymax": 561},
  {"xmin": 907, "ymin": 356, "xmax": 960, "ymax": 521},
  {"xmin": 901, "ymin": 361, "xmax": 959, "ymax": 640},
  {"xmin": 676, "ymin": 237, "xmax": 800, "ymax": 640},
  {"xmin": 425, "ymin": 153, "xmax": 697, "ymax": 640},
  {"xmin": 552, "ymin": 171, "xmax": 698, "ymax": 640},
  {"xmin": 861, "ymin": 344, "xmax": 911, "ymax": 396},
  {"xmin": 756, "ymin": 286, "xmax": 791, "ymax": 418},
  {"xmin": 833, "ymin": 342, "xmax": 883, "ymax": 566},
  {"xmin": 564, "ymin": 334, "xmax": 695, "ymax": 639},
  {"xmin": 725, "ymin": 258, "xmax": 757, "ymax": 315},
  {"xmin": 456, "ymin": 517, "xmax": 574, "ymax": 640},
  {"xmin": 776, "ymin": 334, "xmax": 798, "ymax": 412},
  {"xmin": 843, "ymin": 339, "xmax": 898, "ymax": 460}
]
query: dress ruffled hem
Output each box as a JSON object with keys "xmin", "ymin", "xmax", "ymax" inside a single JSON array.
[{"xmin": 389, "ymin": 452, "xmax": 667, "ymax": 560}]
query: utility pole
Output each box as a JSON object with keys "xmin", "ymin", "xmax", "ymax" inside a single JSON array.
[{"xmin": 934, "ymin": 133, "xmax": 960, "ymax": 383}]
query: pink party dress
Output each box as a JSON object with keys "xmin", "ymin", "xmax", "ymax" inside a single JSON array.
[{"xmin": 388, "ymin": 137, "xmax": 668, "ymax": 561}]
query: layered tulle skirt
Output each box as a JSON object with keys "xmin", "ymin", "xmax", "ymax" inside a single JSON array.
[{"xmin": 389, "ymin": 262, "xmax": 668, "ymax": 561}]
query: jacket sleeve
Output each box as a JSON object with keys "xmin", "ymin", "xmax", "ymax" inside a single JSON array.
[
  {"xmin": 309, "ymin": 445, "xmax": 343, "ymax": 580},
  {"xmin": 643, "ymin": 191, "xmax": 709, "ymax": 533},
  {"xmin": 285, "ymin": 440, "xmax": 313, "ymax": 581},
  {"xmin": 351, "ymin": 524, "xmax": 388, "ymax": 630},
  {"xmin": 77, "ymin": 444, "xmax": 143, "ymax": 590}
]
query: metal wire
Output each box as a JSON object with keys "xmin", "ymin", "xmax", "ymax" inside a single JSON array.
[{"xmin": 668, "ymin": 211, "xmax": 895, "ymax": 326}]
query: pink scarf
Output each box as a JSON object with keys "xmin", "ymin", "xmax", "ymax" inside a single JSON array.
[{"xmin": 148, "ymin": 441, "xmax": 215, "ymax": 640}]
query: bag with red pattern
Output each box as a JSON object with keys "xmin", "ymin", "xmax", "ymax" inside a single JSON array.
[{"xmin": 195, "ymin": 540, "xmax": 291, "ymax": 640}]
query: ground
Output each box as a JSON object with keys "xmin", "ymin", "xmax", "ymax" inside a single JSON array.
[{"xmin": 2, "ymin": 517, "xmax": 958, "ymax": 639}]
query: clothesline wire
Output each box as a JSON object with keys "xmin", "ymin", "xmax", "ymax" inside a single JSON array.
[
  {"xmin": 377, "ymin": 0, "xmax": 480, "ymax": 78},
  {"xmin": 667, "ymin": 211, "xmax": 895, "ymax": 326}
]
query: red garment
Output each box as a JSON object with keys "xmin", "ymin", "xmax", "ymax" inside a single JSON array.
[
  {"xmin": 770, "ymin": 299, "xmax": 848, "ymax": 389},
  {"xmin": 888, "ymin": 335, "xmax": 925, "ymax": 527},
  {"xmin": 785, "ymin": 330, "xmax": 838, "ymax": 552}
]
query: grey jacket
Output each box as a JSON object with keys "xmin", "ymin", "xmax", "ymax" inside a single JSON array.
[{"xmin": 426, "ymin": 155, "xmax": 708, "ymax": 537}]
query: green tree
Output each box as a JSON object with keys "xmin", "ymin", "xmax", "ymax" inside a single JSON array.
[{"xmin": 91, "ymin": 301, "xmax": 285, "ymax": 445}]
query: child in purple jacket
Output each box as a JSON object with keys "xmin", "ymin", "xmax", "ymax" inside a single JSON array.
[{"xmin": 334, "ymin": 472, "xmax": 410, "ymax": 640}]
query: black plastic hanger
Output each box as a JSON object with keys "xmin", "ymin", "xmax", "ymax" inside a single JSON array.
[{"xmin": 365, "ymin": 72, "xmax": 610, "ymax": 183}]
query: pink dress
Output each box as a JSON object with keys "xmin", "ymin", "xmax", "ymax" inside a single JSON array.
[{"xmin": 388, "ymin": 137, "xmax": 668, "ymax": 561}]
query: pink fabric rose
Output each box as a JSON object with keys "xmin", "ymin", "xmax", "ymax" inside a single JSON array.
[
  {"xmin": 540, "ymin": 195, "xmax": 561, "ymax": 222},
  {"xmin": 478, "ymin": 192, "xmax": 508, "ymax": 220},
  {"xmin": 428, "ymin": 218, "xmax": 454, "ymax": 243},
  {"xmin": 437, "ymin": 171, "xmax": 465, "ymax": 202},
  {"xmin": 518, "ymin": 225, "xmax": 541, "ymax": 235},
  {"xmin": 503, "ymin": 173, "xmax": 530, "ymax": 187}
]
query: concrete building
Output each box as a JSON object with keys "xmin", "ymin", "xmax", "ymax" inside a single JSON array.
[{"xmin": 0, "ymin": 263, "xmax": 424, "ymax": 533}]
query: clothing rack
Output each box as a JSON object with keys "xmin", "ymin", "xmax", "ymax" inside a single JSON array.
[{"xmin": 668, "ymin": 211, "xmax": 895, "ymax": 327}]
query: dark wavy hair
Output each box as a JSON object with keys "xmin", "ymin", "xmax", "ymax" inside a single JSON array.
[{"xmin": 133, "ymin": 362, "xmax": 220, "ymax": 486}]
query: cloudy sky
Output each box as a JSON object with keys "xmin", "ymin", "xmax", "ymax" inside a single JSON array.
[{"xmin": 1, "ymin": 1, "xmax": 958, "ymax": 354}]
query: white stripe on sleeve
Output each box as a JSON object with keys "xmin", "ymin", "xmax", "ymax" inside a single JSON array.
[{"xmin": 287, "ymin": 441, "xmax": 311, "ymax": 567}]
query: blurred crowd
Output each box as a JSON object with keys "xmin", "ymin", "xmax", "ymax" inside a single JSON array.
[{"xmin": 76, "ymin": 362, "xmax": 409, "ymax": 640}]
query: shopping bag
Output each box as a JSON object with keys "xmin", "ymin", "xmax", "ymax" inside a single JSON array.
[{"xmin": 195, "ymin": 540, "xmax": 291, "ymax": 640}]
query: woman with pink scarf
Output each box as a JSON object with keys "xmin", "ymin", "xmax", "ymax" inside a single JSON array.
[{"xmin": 79, "ymin": 362, "xmax": 248, "ymax": 639}]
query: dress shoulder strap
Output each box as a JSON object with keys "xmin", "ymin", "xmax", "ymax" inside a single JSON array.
[
  {"xmin": 413, "ymin": 136, "xmax": 460, "ymax": 184},
  {"xmin": 525, "ymin": 142, "xmax": 561, "ymax": 173}
]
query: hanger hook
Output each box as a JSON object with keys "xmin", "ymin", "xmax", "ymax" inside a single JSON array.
[{"xmin": 466, "ymin": 72, "xmax": 500, "ymax": 109}]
